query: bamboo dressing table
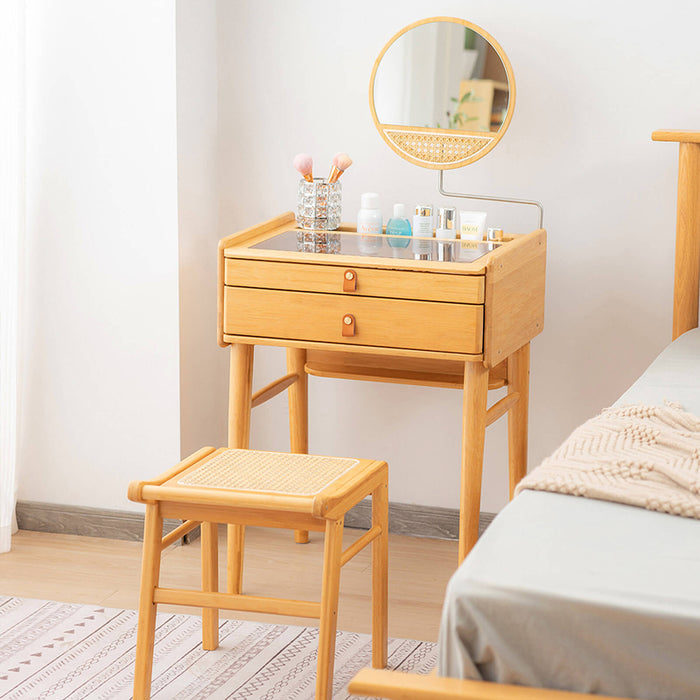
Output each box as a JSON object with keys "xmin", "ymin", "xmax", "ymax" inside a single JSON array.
[{"xmin": 218, "ymin": 212, "xmax": 546, "ymax": 568}]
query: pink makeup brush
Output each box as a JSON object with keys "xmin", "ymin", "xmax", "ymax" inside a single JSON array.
[
  {"xmin": 328, "ymin": 152, "xmax": 352, "ymax": 184},
  {"xmin": 293, "ymin": 153, "xmax": 314, "ymax": 182}
]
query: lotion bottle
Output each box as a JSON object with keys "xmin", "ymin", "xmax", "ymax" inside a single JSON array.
[
  {"xmin": 386, "ymin": 203, "xmax": 411, "ymax": 248},
  {"xmin": 357, "ymin": 192, "xmax": 383, "ymax": 254},
  {"xmin": 412, "ymin": 204, "xmax": 433, "ymax": 259},
  {"xmin": 436, "ymin": 206, "xmax": 457, "ymax": 261}
]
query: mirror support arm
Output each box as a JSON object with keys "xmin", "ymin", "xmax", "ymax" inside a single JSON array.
[{"xmin": 437, "ymin": 170, "xmax": 544, "ymax": 229}]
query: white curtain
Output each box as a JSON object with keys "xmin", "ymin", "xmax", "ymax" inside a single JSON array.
[{"xmin": 0, "ymin": 1, "xmax": 23, "ymax": 553}]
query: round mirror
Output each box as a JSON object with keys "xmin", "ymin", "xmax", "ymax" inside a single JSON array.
[{"xmin": 370, "ymin": 17, "xmax": 515, "ymax": 170}]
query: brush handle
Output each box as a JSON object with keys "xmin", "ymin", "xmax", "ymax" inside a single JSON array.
[{"xmin": 328, "ymin": 165, "xmax": 342, "ymax": 184}]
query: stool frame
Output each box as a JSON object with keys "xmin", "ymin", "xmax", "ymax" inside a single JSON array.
[{"xmin": 129, "ymin": 446, "xmax": 389, "ymax": 700}]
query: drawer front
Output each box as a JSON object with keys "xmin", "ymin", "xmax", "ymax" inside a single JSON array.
[
  {"xmin": 224, "ymin": 287, "xmax": 483, "ymax": 354},
  {"xmin": 224, "ymin": 258, "xmax": 484, "ymax": 304}
]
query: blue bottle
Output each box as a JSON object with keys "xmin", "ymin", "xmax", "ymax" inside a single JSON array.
[{"xmin": 386, "ymin": 203, "xmax": 412, "ymax": 248}]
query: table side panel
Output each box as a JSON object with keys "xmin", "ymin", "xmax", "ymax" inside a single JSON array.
[{"xmin": 484, "ymin": 229, "xmax": 546, "ymax": 367}]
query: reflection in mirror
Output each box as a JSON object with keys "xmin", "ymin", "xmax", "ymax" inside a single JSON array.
[
  {"xmin": 369, "ymin": 18, "xmax": 515, "ymax": 170},
  {"xmin": 374, "ymin": 22, "xmax": 509, "ymax": 134}
]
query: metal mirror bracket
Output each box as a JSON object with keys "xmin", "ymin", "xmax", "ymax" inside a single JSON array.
[{"xmin": 437, "ymin": 170, "xmax": 544, "ymax": 229}]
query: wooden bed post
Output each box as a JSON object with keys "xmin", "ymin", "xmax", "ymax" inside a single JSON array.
[{"xmin": 652, "ymin": 130, "xmax": 700, "ymax": 339}]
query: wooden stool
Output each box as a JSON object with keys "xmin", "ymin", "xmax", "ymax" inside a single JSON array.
[{"xmin": 128, "ymin": 446, "xmax": 389, "ymax": 700}]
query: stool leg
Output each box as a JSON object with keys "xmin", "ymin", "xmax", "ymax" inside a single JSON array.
[
  {"xmin": 287, "ymin": 347, "xmax": 310, "ymax": 545},
  {"xmin": 201, "ymin": 522, "xmax": 219, "ymax": 650},
  {"xmin": 227, "ymin": 524, "xmax": 245, "ymax": 594},
  {"xmin": 316, "ymin": 517, "xmax": 344, "ymax": 700},
  {"xmin": 507, "ymin": 342, "xmax": 530, "ymax": 499},
  {"xmin": 133, "ymin": 504, "xmax": 163, "ymax": 700},
  {"xmin": 227, "ymin": 343, "xmax": 253, "ymax": 593},
  {"xmin": 371, "ymin": 479, "xmax": 388, "ymax": 668}
]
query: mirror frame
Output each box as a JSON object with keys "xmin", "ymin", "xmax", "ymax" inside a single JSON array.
[{"xmin": 369, "ymin": 17, "xmax": 516, "ymax": 170}]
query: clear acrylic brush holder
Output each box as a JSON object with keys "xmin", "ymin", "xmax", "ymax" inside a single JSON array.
[{"xmin": 296, "ymin": 178, "xmax": 342, "ymax": 231}]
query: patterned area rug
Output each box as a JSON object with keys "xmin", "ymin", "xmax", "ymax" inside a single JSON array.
[{"xmin": 0, "ymin": 597, "xmax": 437, "ymax": 699}]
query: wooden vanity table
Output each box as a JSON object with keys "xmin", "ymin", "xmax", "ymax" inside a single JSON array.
[{"xmin": 218, "ymin": 211, "xmax": 546, "ymax": 565}]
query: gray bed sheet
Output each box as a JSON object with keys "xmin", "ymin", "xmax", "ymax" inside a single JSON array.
[{"xmin": 439, "ymin": 328, "xmax": 700, "ymax": 699}]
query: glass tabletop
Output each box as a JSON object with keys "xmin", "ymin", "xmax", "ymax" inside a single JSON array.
[{"xmin": 251, "ymin": 229, "xmax": 495, "ymax": 263}]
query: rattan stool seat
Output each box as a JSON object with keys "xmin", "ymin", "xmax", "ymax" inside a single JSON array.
[{"xmin": 177, "ymin": 449, "xmax": 359, "ymax": 495}]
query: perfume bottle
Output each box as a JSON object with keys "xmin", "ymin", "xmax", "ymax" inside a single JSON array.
[{"xmin": 386, "ymin": 203, "xmax": 411, "ymax": 248}]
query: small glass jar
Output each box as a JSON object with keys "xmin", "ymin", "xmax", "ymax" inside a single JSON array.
[{"xmin": 296, "ymin": 178, "xmax": 342, "ymax": 231}]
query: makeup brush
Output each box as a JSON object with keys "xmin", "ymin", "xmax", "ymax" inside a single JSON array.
[
  {"xmin": 328, "ymin": 152, "xmax": 352, "ymax": 184},
  {"xmin": 293, "ymin": 153, "xmax": 314, "ymax": 182}
]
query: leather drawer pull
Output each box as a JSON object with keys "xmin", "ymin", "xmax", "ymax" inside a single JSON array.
[
  {"xmin": 343, "ymin": 269, "xmax": 357, "ymax": 292},
  {"xmin": 341, "ymin": 314, "xmax": 356, "ymax": 337}
]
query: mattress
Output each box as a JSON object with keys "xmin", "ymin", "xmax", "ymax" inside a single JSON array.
[{"xmin": 439, "ymin": 328, "xmax": 700, "ymax": 699}]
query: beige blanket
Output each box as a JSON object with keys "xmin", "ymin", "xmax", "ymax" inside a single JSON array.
[{"xmin": 515, "ymin": 403, "xmax": 700, "ymax": 519}]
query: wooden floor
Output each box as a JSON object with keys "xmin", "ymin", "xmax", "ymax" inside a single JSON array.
[{"xmin": 0, "ymin": 526, "xmax": 458, "ymax": 642}]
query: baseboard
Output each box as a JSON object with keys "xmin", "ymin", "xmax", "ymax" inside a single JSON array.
[
  {"xmin": 15, "ymin": 501, "xmax": 184, "ymax": 543},
  {"xmin": 16, "ymin": 499, "xmax": 496, "ymax": 543},
  {"xmin": 345, "ymin": 500, "xmax": 496, "ymax": 539}
]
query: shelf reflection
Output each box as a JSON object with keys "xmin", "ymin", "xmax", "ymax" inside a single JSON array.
[{"xmin": 251, "ymin": 229, "xmax": 494, "ymax": 263}]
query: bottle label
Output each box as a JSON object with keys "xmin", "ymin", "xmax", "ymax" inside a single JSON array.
[
  {"xmin": 460, "ymin": 222, "xmax": 482, "ymax": 248},
  {"xmin": 460, "ymin": 223, "xmax": 481, "ymax": 236},
  {"xmin": 413, "ymin": 218, "xmax": 432, "ymax": 237},
  {"xmin": 358, "ymin": 222, "xmax": 381, "ymax": 235}
]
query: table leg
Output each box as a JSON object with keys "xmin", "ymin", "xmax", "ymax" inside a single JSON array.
[
  {"xmin": 459, "ymin": 360, "xmax": 489, "ymax": 563},
  {"xmin": 507, "ymin": 342, "xmax": 530, "ymax": 499},
  {"xmin": 227, "ymin": 343, "xmax": 253, "ymax": 594},
  {"xmin": 287, "ymin": 347, "xmax": 310, "ymax": 544}
]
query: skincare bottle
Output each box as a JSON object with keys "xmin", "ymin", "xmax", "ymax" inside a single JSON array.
[
  {"xmin": 486, "ymin": 226, "xmax": 504, "ymax": 250},
  {"xmin": 412, "ymin": 204, "xmax": 433, "ymax": 260},
  {"xmin": 386, "ymin": 203, "xmax": 411, "ymax": 248},
  {"xmin": 459, "ymin": 210, "xmax": 487, "ymax": 251},
  {"xmin": 357, "ymin": 193, "xmax": 383, "ymax": 254},
  {"xmin": 436, "ymin": 207, "xmax": 457, "ymax": 262}
]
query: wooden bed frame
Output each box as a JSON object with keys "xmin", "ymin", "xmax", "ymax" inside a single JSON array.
[{"xmin": 348, "ymin": 129, "xmax": 700, "ymax": 699}]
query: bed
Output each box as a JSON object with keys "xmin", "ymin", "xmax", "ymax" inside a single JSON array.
[{"xmin": 349, "ymin": 130, "xmax": 700, "ymax": 699}]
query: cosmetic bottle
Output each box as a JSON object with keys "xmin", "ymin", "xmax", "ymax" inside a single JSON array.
[
  {"xmin": 486, "ymin": 226, "xmax": 504, "ymax": 250},
  {"xmin": 459, "ymin": 210, "xmax": 487, "ymax": 251},
  {"xmin": 412, "ymin": 204, "xmax": 433, "ymax": 260},
  {"xmin": 357, "ymin": 193, "xmax": 383, "ymax": 254},
  {"xmin": 386, "ymin": 203, "xmax": 411, "ymax": 248},
  {"xmin": 436, "ymin": 207, "xmax": 457, "ymax": 261}
]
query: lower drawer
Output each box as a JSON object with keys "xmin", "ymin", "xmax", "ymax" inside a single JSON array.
[{"xmin": 224, "ymin": 287, "xmax": 483, "ymax": 354}]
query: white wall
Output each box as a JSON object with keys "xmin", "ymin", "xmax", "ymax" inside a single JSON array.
[
  {"xmin": 176, "ymin": 0, "xmax": 228, "ymax": 458},
  {"xmin": 17, "ymin": 1, "xmax": 699, "ymax": 519},
  {"xmin": 19, "ymin": 1, "xmax": 180, "ymax": 511},
  {"xmin": 216, "ymin": 0, "xmax": 700, "ymax": 514}
]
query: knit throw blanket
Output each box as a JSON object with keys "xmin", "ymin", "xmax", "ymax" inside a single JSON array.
[{"xmin": 515, "ymin": 403, "xmax": 700, "ymax": 519}]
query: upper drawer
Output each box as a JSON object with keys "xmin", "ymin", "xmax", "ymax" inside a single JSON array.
[
  {"xmin": 224, "ymin": 258, "xmax": 484, "ymax": 304},
  {"xmin": 224, "ymin": 287, "xmax": 483, "ymax": 354}
]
